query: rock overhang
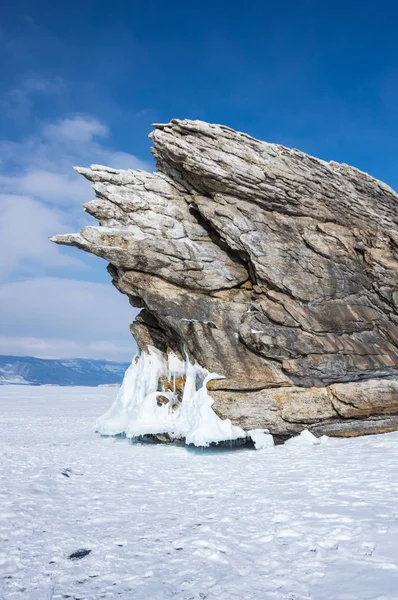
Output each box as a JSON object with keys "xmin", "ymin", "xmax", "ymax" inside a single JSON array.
[{"xmin": 51, "ymin": 118, "xmax": 398, "ymax": 441}]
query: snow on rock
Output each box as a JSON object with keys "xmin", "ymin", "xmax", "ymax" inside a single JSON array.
[
  {"xmin": 96, "ymin": 347, "xmax": 246, "ymax": 447},
  {"xmin": 285, "ymin": 429, "xmax": 323, "ymax": 447},
  {"xmin": 248, "ymin": 429, "xmax": 274, "ymax": 450}
]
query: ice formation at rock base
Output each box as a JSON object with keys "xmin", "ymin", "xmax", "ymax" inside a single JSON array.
[{"xmin": 96, "ymin": 348, "xmax": 248, "ymax": 447}]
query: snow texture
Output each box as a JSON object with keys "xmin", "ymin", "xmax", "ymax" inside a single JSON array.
[
  {"xmin": 1, "ymin": 385, "xmax": 398, "ymax": 599},
  {"xmin": 96, "ymin": 347, "xmax": 246, "ymax": 446}
]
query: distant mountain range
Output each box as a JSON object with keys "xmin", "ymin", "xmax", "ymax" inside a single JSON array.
[{"xmin": 0, "ymin": 355, "xmax": 130, "ymax": 386}]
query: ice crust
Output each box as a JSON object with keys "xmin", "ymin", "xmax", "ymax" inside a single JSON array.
[{"xmin": 96, "ymin": 347, "xmax": 247, "ymax": 447}]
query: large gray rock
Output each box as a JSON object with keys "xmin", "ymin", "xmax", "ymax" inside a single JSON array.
[{"xmin": 52, "ymin": 119, "xmax": 398, "ymax": 437}]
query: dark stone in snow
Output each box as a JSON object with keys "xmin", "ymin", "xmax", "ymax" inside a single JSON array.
[{"xmin": 68, "ymin": 549, "xmax": 91, "ymax": 560}]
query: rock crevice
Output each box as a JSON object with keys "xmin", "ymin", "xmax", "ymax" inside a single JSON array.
[{"xmin": 52, "ymin": 119, "xmax": 398, "ymax": 438}]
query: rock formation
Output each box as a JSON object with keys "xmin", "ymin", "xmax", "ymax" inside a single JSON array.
[{"xmin": 51, "ymin": 119, "xmax": 398, "ymax": 442}]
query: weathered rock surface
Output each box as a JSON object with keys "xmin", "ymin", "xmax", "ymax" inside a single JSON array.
[{"xmin": 52, "ymin": 119, "xmax": 398, "ymax": 438}]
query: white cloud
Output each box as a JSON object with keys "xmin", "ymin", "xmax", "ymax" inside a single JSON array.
[
  {"xmin": 0, "ymin": 112, "xmax": 151, "ymax": 360},
  {"xmin": 0, "ymin": 277, "xmax": 138, "ymax": 361},
  {"xmin": 4, "ymin": 171, "xmax": 90, "ymax": 204},
  {"xmin": 0, "ymin": 114, "xmax": 151, "ymax": 204},
  {"xmin": 0, "ymin": 337, "xmax": 135, "ymax": 362},
  {"xmin": 0, "ymin": 114, "xmax": 152, "ymax": 275},
  {"xmin": 0, "ymin": 194, "xmax": 85, "ymax": 278},
  {"xmin": 43, "ymin": 116, "xmax": 109, "ymax": 144}
]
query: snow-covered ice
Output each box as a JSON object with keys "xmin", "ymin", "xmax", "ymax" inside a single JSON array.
[{"xmin": 1, "ymin": 385, "xmax": 398, "ymax": 599}]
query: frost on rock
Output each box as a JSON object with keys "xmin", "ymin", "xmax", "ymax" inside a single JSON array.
[{"xmin": 96, "ymin": 347, "xmax": 246, "ymax": 447}]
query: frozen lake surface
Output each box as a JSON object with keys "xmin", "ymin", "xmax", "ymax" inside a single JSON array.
[{"xmin": 1, "ymin": 385, "xmax": 398, "ymax": 599}]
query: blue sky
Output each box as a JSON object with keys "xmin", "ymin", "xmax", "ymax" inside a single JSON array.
[{"xmin": 1, "ymin": 0, "xmax": 397, "ymax": 360}]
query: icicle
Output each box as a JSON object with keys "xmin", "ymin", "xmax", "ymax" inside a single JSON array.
[{"xmin": 96, "ymin": 347, "xmax": 246, "ymax": 447}]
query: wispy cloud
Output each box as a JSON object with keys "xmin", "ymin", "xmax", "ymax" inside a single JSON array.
[
  {"xmin": 0, "ymin": 114, "xmax": 151, "ymax": 203},
  {"xmin": 0, "ymin": 171, "xmax": 90, "ymax": 205},
  {"xmin": 0, "ymin": 336, "xmax": 135, "ymax": 361},
  {"xmin": 0, "ymin": 277, "xmax": 137, "ymax": 360},
  {"xmin": 43, "ymin": 115, "xmax": 108, "ymax": 144},
  {"xmin": 0, "ymin": 111, "xmax": 148, "ymax": 360},
  {"xmin": 0, "ymin": 113, "xmax": 152, "ymax": 274},
  {"xmin": 23, "ymin": 74, "xmax": 66, "ymax": 95},
  {"xmin": 0, "ymin": 194, "xmax": 84, "ymax": 278},
  {"xmin": 0, "ymin": 74, "xmax": 66, "ymax": 119}
]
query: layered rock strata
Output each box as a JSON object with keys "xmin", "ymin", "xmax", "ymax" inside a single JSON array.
[{"xmin": 52, "ymin": 119, "xmax": 398, "ymax": 440}]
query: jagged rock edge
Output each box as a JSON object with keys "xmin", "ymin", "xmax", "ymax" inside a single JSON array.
[{"xmin": 51, "ymin": 119, "xmax": 398, "ymax": 444}]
